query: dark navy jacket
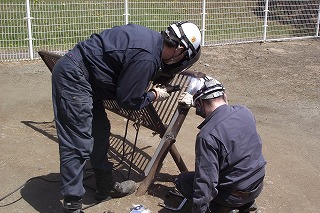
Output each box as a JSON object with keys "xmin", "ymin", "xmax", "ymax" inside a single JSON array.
[
  {"xmin": 71, "ymin": 24, "xmax": 163, "ymax": 110},
  {"xmin": 193, "ymin": 104, "xmax": 266, "ymax": 212}
]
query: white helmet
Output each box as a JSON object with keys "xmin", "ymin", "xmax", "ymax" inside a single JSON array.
[
  {"xmin": 158, "ymin": 21, "xmax": 201, "ymax": 78},
  {"xmin": 162, "ymin": 21, "xmax": 201, "ymax": 59},
  {"xmin": 192, "ymin": 76, "xmax": 225, "ymax": 118},
  {"xmin": 193, "ymin": 76, "xmax": 225, "ymax": 103}
]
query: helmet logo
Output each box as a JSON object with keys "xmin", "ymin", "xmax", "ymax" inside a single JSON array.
[{"xmin": 191, "ymin": 36, "xmax": 196, "ymax": 43}]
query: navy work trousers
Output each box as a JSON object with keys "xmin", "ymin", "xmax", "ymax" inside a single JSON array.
[
  {"xmin": 175, "ymin": 171, "xmax": 263, "ymax": 212},
  {"xmin": 52, "ymin": 53, "xmax": 113, "ymax": 198}
]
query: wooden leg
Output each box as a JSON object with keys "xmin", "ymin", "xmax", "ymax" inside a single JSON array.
[
  {"xmin": 135, "ymin": 137, "xmax": 175, "ymax": 196},
  {"xmin": 135, "ymin": 107, "xmax": 190, "ymax": 196},
  {"xmin": 169, "ymin": 144, "xmax": 188, "ymax": 173}
]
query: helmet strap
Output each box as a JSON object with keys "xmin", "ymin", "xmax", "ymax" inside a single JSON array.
[
  {"xmin": 174, "ymin": 22, "xmax": 197, "ymax": 58},
  {"xmin": 195, "ymin": 99, "xmax": 206, "ymax": 118}
]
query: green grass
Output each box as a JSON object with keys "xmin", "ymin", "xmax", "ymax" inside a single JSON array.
[{"xmin": 0, "ymin": 0, "xmax": 318, "ymax": 59}]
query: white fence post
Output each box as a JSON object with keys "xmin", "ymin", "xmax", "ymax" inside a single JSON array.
[
  {"xmin": 316, "ymin": 3, "xmax": 320, "ymax": 37},
  {"xmin": 201, "ymin": 0, "xmax": 206, "ymax": 46},
  {"xmin": 25, "ymin": 0, "xmax": 34, "ymax": 60},
  {"xmin": 124, "ymin": 0, "xmax": 129, "ymax": 25},
  {"xmin": 263, "ymin": 0, "xmax": 269, "ymax": 42}
]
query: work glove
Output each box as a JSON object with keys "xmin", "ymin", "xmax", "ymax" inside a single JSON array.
[
  {"xmin": 178, "ymin": 92, "xmax": 193, "ymax": 106},
  {"xmin": 151, "ymin": 85, "xmax": 170, "ymax": 101}
]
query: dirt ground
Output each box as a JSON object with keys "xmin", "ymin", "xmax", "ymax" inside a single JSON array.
[{"xmin": 0, "ymin": 39, "xmax": 319, "ymax": 213}]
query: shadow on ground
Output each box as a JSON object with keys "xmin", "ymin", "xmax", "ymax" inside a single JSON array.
[{"xmin": 18, "ymin": 119, "xmax": 187, "ymax": 212}]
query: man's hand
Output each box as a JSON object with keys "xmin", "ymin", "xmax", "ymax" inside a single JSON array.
[
  {"xmin": 178, "ymin": 92, "xmax": 193, "ymax": 106},
  {"xmin": 151, "ymin": 85, "xmax": 170, "ymax": 101}
]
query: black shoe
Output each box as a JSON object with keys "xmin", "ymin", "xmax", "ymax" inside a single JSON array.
[
  {"xmin": 238, "ymin": 201, "xmax": 257, "ymax": 213},
  {"xmin": 94, "ymin": 169, "xmax": 115, "ymax": 201},
  {"xmin": 63, "ymin": 196, "xmax": 83, "ymax": 213},
  {"xmin": 94, "ymin": 169, "xmax": 136, "ymax": 201}
]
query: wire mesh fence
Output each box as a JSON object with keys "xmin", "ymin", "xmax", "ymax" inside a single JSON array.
[{"xmin": 0, "ymin": 0, "xmax": 319, "ymax": 61}]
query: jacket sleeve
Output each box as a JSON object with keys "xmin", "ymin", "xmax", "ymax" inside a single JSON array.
[
  {"xmin": 116, "ymin": 55, "xmax": 157, "ymax": 110},
  {"xmin": 192, "ymin": 136, "xmax": 220, "ymax": 213}
]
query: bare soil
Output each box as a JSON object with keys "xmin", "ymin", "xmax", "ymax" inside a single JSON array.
[{"xmin": 0, "ymin": 39, "xmax": 319, "ymax": 213}]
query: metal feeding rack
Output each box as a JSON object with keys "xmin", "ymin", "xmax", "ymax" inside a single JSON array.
[{"xmin": 38, "ymin": 50, "xmax": 204, "ymax": 196}]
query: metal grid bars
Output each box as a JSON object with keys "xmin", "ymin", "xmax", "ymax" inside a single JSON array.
[
  {"xmin": 265, "ymin": 1, "xmax": 320, "ymax": 41},
  {"xmin": 0, "ymin": 2, "xmax": 28, "ymax": 61},
  {"xmin": 103, "ymin": 71, "xmax": 195, "ymax": 138},
  {"xmin": 127, "ymin": 1, "xmax": 202, "ymax": 32},
  {"xmin": 30, "ymin": 1, "xmax": 125, "ymax": 58}
]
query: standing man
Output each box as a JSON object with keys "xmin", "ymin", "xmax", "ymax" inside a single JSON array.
[
  {"xmin": 177, "ymin": 77, "xmax": 266, "ymax": 213},
  {"xmin": 52, "ymin": 21, "xmax": 201, "ymax": 213}
]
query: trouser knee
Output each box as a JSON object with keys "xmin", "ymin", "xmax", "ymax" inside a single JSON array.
[{"xmin": 174, "ymin": 172, "xmax": 195, "ymax": 200}]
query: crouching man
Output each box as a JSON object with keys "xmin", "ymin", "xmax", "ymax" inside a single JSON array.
[{"xmin": 176, "ymin": 76, "xmax": 267, "ymax": 213}]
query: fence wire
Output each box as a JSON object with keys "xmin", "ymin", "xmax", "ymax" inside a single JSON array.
[{"xmin": 0, "ymin": 0, "xmax": 319, "ymax": 61}]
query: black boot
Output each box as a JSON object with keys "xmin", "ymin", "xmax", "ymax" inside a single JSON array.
[
  {"xmin": 94, "ymin": 169, "xmax": 115, "ymax": 201},
  {"xmin": 94, "ymin": 169, "xmax": 137, "ymax": 201},
  {"xmin": 63, "ymin": 196, "xmax": 83, "ymax": 213},
  {"xmin": 238, "ymin": 201, "xmax": 257, "ymax": 213}
]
